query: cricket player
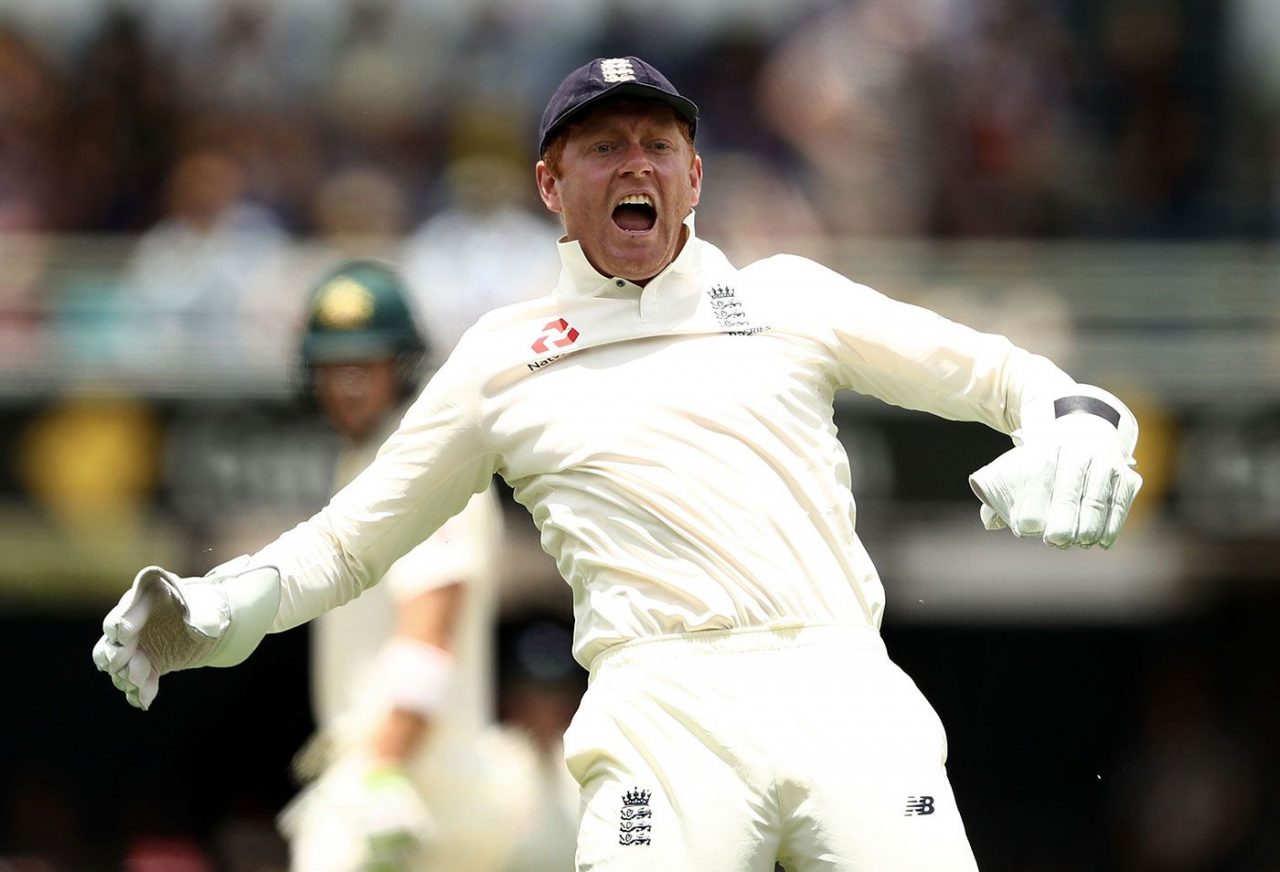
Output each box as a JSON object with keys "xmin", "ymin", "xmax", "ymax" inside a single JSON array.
[
  {"xmin": 275, "ymin": 259, "xmax": 543, "ymax": 871},
  {"xmin": 95, "ymin": 57, "xmax": 1143, "ymax": 871}
]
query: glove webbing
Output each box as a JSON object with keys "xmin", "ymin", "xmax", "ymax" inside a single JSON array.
[{"xmin": 138, "ymin": 582, "xmax": 218, "ymax": 674}]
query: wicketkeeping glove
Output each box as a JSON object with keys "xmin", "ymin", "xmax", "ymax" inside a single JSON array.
[
  {"xmin": 969, "ymin": 390, "xmax": 1143, "ymax": 549},
  {"xmin": 91, "ymin": 563, "xmax": 281, "ymax": 710}
]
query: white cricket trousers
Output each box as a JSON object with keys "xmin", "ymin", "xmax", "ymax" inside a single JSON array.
[{"xmin": 565, "ymin": 623, "xmax": 979, "ymax": 871}]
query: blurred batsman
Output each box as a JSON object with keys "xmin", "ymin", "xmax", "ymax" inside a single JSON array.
[
  {"xmin": 279, "ymin": 260, "xmax": 548, "ymax": 871},
  {"xmin": 95, "ymin": 58, "xmax": 1142, "ymax": 870}
]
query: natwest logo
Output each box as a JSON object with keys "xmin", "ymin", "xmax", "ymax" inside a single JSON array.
[{"xmin": 531, "ymin": 318, "xmax": 579, "ymax": 354}]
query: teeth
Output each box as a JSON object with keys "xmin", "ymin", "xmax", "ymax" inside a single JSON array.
[{"xmin": 617, "ymin": 194, "xmax": 653, "ymax": 207}]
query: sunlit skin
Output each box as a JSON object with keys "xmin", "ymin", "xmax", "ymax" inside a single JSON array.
[
  {"xmin": 371, "ymin": 582, "xmax": 463, "ymax": 763},
  {"xmin": 536, "ymin": 101, "xmax": 703, "ymax": 286},
  {"xmin": 313, "ymin": 359, "xmax": 400, "ymax": 442}
]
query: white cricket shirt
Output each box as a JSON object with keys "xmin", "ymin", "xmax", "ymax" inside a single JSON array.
[
  {"xmin": 309, "ymin": 408, "xmax": 503, "ymax": 738},
  {"xmin": 257, "ymin": 215, "xmax": 1078, "ymax": 668}
]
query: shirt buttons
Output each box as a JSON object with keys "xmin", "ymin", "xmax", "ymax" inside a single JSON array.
[{"xmin": 615, "ymin": 279, "xmax": 626, "ymax": 287}]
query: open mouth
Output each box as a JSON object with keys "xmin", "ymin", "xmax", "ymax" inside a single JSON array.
[{"xmin": 612, "ymin": 194, "xmax": 657, "ymax": 233}]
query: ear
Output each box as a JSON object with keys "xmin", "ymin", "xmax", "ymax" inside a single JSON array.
[
  {"xmin": 536, "ymin": 161, "xmax": 562, "ymax": 214},
  {"xmin": 688, "ymin": 153, "xmax": 703, "ymax": 208}
]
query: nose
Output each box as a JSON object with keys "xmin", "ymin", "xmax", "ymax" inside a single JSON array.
[{"xmin": 616, "ymin": 141, "xmax": 653, "ymax": 177}]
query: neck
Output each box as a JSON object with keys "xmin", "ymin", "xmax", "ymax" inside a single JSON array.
[{"xmin": 591, "ymin": 224, "xmax": 692, "ymax": 287}]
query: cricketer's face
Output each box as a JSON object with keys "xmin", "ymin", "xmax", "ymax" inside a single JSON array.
[
  {"xmin": 313, "ymin": 359, "xmax": 399, "ymax": 442},
  {"xmin": 536, "ymin": 101, "xmax": 702, "ymax": 285}
]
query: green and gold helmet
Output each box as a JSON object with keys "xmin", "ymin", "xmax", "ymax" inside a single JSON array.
[
  {"xmin": 301, "ymin": 259, "xmax": 428, "ymax": 364},
  {"xmin": 300, "ymin": 259, "xmax": 429, "ymax": 398}
]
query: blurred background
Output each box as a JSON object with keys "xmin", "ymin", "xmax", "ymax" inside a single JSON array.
[{"xmin": 1, "ymin": 0, "xmax": 1278, "ymax": 869}]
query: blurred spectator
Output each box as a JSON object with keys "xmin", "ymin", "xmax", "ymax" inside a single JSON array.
[
  {"xmin": 1092, "ymin": 0, "xmax": 1211, "ymax": 237},
  {"xmin": 313, "ymin": 0, "xmax": 467, "ymax": 199},
  {"xmin": 0, "ymin": 25, "xmax": 64, "ymax": 232},
  {"xmin": 463, "ymin": 0, "xmax": 606, "ymax": 118},
  {"xmin": 693, "ymin": 150, "xmax": 828, "ymax": 266},
  {"xmin": 932, "ymin": 2, "xmax": 1089, "ymax": 236},
  {"xmin": 400, "ymin": 150, "xmax": 560, "ymax": 359},
  {"xmin": 680, "ymin": 26, "xmax": 792, "ymax": 160},
  {"xmin": 135, "ymin": 0, "xmax": 338, "ymax": 108},
  {"xmin": 61, "ymin": 8, "xmax": 180, "ymax": 232},
  {"xmin": 759, "ymin": 0, "xmax": 955, "ymax": 236},
  {"xmin": 309, "ymin": 163, "xmax": 409, "ymax": 260},
  {"xmin": 118, "ymin": 146, "xmax": 289, "ymax": 371},
  {"xmin": 207, "ymin": 113, "xmax": 325, "ymax": 233},
  {"xmin": 266, "ymin": 162, "xmax": 415, "ymax": 350},
  {"xmin": 194, "ymin": 160, "xmax": 411, "ymax": 394},
  {"xmin": 162, "ymin": 2, "xmax": 296, "ymax": 114},
  {"xmin": 322, "ymin": 0, "xmax": 443, "ymax": 139}
]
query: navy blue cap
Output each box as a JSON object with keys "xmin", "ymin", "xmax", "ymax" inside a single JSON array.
[{"xmin": 538, "ymin": 56, "xmax": 699, "ymax": 155}]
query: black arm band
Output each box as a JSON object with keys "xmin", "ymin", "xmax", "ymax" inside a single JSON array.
[{"xmin": 1054, "ymin": 396, "xmax": 1121, "ymax": 428}]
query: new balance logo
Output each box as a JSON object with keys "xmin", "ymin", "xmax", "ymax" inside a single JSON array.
[{"xmin": 904, "ymin": 795, "xmax": 936, "ymax": 816}]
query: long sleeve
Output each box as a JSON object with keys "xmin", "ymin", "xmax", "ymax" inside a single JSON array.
[
  {"xmin": 754, "ymin": 255, "xmax": 1079, "ymax": 435},
  {"xmin": 255, "ymin": 349, "xmax": 499, "ymax": 632}
]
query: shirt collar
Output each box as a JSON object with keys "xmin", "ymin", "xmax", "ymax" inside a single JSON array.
[{"xmin": 553, "ymin": 211, "xmax": 704, "ymax": 305}]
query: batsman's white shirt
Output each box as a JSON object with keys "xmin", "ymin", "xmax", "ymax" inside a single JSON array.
[{"xmin": 254, "ymin": 215, "xmax": 1077, "ymax": 669}]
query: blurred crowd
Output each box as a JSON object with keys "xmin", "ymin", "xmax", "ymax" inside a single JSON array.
[
  {"xmin": 0, "ymin": 0, "xmax": 1271, "ymax": 401},
  {"xmin": 0, "ymin": 0, "xmax": 1276, "ymax": 247},
  {"xmin": 0, "ymin": 0, "xmax": 1274, "ymax": 390}
]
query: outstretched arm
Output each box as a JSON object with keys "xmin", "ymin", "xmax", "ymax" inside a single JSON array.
[
  {"xmin": 774, "ymin": 255, "xmax": 1142, "ymax": 548},
  {"xmin": 91, "ymin": 564, "xmax": 282, "ymax": 710},
  {"xmin": 92, "ymin": 346, "xmax": 496, "ymax": 708}
]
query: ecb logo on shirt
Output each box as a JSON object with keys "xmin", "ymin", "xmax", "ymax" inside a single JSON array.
[
  {"xmin": 619, "ymin": 786, "xmax": 652, "ymax": 846},
  {"xmin": 707, "ymin": 284, "xmax": 769, "ymax": 336}
]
